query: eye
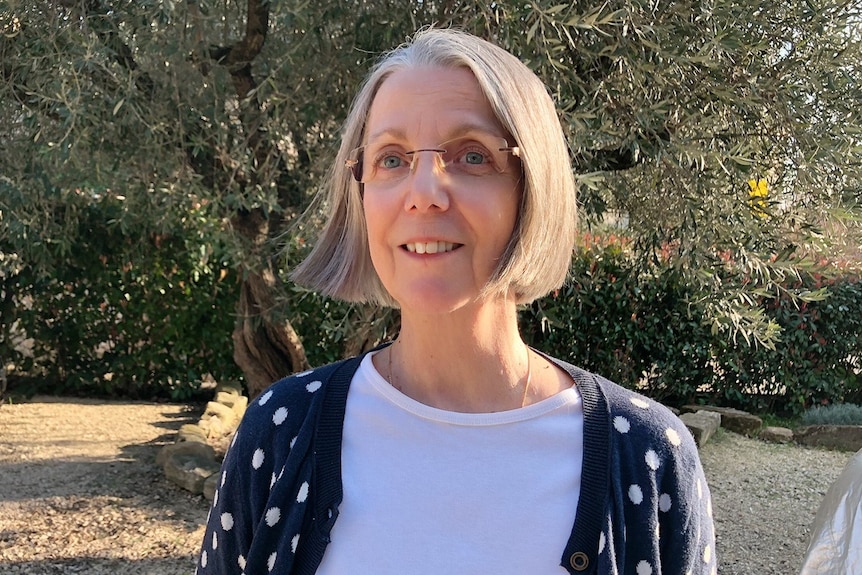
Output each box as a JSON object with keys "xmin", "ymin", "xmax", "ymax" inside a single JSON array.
[
  {"xmin": 463, "ymin": 150, "xmax": 488, "ymax": 165},
  {"xmin": 381, "ymin": 154, "xmax": 404, "ymax": 169}
]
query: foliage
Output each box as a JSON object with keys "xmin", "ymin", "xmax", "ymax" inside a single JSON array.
[
  {"xmin": 1, "ymin": 1, "xmax": 860, "ymax": 398},
  {"xmin": 1, "ymin": 186, "xmax": 241, "ymax": 400},
  {"xmin": 801, "ymin": 403, "xmax": 862, "ymax": 426},
  {"xmin": 523, "ymin": 235, "xmax": 862, "ymax": 415}
]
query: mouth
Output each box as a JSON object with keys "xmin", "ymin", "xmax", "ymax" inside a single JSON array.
[{"xmin": 403, "ymin": 241, "xmax": 460, "ymax": 254}]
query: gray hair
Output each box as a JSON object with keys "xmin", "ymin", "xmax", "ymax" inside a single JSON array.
[{"xmin": 290, "ymin": 28, "xmax": 577, "ymax": 306}]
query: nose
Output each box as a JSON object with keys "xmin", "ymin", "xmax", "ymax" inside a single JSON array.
[{"xmin": 403, "ymin": 150, "xmax": 450, "ymax": 212}]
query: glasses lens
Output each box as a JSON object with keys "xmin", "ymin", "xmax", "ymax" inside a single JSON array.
[{"xmin": 349, "ymin": 134, "xmax": 518, "ymax": 185}]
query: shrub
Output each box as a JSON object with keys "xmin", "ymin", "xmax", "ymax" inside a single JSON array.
[
  {"xmin": 1, "ymin": 195, "xmax": 242, "ymax": 400},
  {"xmin": 801, "ymin": 403, "xmax": 862, "ymax": 426},
  {"xmin": 522, "ymin": 235, "xmax": 714, "ymax": 406},
  {"xmin": 523, "ymin": 234, "xmax": 862, "ymax": 415}
]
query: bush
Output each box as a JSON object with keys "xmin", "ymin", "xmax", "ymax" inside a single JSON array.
[
  {"xmin": 1, "ymin": 194, "xmax": 242, "ymax": 400},
  {"xmin": 801, "ymin": 403, "xmax": 862, "ymax": 426},
  {"xmin": 522, "ymin": 234, "xmax": 862, "ymax": 415},
  {"xmin": 522, "ymin": 235, "xmax": 714, "ymax": 406}
]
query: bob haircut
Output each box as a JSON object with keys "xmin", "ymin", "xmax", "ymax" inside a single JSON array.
[{"xmin": 290, "ymin": 28, "xmax": 577, "ymax": 307}]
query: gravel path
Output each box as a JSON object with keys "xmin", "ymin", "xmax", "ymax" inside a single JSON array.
[{"xmin": 0, "ymin": 397, "xmax": 854, "ymax": 574}]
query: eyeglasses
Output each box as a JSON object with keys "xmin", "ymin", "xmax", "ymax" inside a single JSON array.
[{"xmin": 346, "ymin": 134, "xmax": 520, "ymax": 184}]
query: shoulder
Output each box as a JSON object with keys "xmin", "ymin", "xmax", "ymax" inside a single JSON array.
[
  {"xmin": 229, "ymin": 356, "xmax": 363, "ymax": 458},
  {"xmin": 549, "ymin": 355, "xmax": 695, "ymax": 459}
]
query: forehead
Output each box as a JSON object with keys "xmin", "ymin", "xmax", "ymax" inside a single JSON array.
[{"xmin": 365, "ymin": 66, "xmax": 506, "ymax": 142}]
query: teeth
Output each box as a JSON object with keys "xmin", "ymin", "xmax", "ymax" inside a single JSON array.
[{"xmin": 405, "ymin": 242, "xmax": 455, "ymax": 254}]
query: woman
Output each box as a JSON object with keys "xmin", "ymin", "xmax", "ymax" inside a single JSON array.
[{"xmin": 197, "ymin": 28, "xmax": 716, "ymax": 575}]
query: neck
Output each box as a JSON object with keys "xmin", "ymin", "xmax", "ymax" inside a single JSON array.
[{"xmin": 381, "ymin": 298, "xmax": 532, "ymax": 412}]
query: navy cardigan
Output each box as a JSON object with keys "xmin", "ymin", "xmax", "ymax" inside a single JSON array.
[{"xmin": 197, "ymin": 352, "xmax": 716, "ymax": 575}]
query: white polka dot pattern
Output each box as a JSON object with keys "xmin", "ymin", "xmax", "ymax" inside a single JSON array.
[
  {"xmin": 636, "ymin": 560, "xmax": 652, "ymax": 575},
  {"xmin": 297, "ymin": 481, "xmax": 309, "ymax": 503},
  {"xmin": 659, "ymin": 493, "xmax": 672, "ymax": 512},
  {"xmin": 265, "ymin": 507, "xmax": 281, "ymax": 527},
  {"xmin": 267, "ymin": 551, "xmax": 277, "ymax": 571},
  {"xmin": 291, "ymin": 534, "xmax": 300, "ymax": 553},
  {"xmin": 665, "ymin": 427, "xmax": 682, "ymax": 446},
  {"xmin": 628, "ymin": 484, "xmax": 644, "ymax": 505},
  {"xmin": 306, "ymin": 380, "xmax": 322, "ymax": 393},
  {"xmin": 252, "ymin": 448, "xmax": 265, "ymax": 470},
  {"xmin": 220, "ymin": 512, "xmax": 234, "ymax": 531},
  {"xmin": 259, "ymin": 390, "xmax": 273, "ymax": 405},
  {"xmin": 238, "ymin": 555, "xmax": 246, "ymax": 569},
  {"xmin": 613, "ymin": 415, "xmax": 631, "ymax": 433},
  {"xmin": 630, "ymin": 397, "xmax": 650, "ymax": 409},
  {"xmin": 273, "ymin": 407, "xmax": 288, "ymax": 425},
  {"xmin": 645, "ymin": 450, "xmax": 660, "ymax": 471}
]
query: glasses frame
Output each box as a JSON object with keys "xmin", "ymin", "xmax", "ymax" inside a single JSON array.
[{"xmin": 345, "ymin": 136, "xmax": 520, "ymax": 183}]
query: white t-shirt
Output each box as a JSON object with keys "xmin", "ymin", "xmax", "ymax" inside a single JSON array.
[{"xmin": 316, "ymin": 351, "xmax": 584, "ymax": 575}]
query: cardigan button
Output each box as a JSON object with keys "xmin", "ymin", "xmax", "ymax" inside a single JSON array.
[{"xmin": 569, "ymin": 551, "xmax": 589, "ymax": 571}]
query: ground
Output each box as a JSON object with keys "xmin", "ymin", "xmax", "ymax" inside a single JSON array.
[{"xmin": 0, "ymin": 397, "xmax": 853, "ymax": 574}]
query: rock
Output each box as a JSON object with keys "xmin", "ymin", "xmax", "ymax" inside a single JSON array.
[
  {"xmin": 230, "ymin": 394, "xmax": 249, "ymax": 419},
  {"xmin": 160, "ymin": 441, "xmax": 220, "ymax": 494},
  {"xmin": 203, "ymin": 472, "xmax": 220, "ymax": 501},
  {"xmin": 215, "ymin": 380, "xmax": 244, "ymax": 396},
  {"xmin": 205, "ymin": 415, "xmax": 229, "ymax": 440},
  {"xmin": 680, "ymin": 410, "xmax": 721, "ymax": 447},
  {"xmin": 794, "ymin": 425, "xmax": 862, "ymax": 452},
  {"xmin": 216, "ymin": 392, "xmax": 248, "ymax": 420},
  {"xmin": 177, "ymin": 423, "xmax": 209, "ymax": 444},
  {"xmin": 201, "ymin": 401, "xmax": 238, "ymax": 428},
  {"xmin": 156, "ymin": 440, "xmax": 216, "ymax": 468},
  {"xmin": 680, "ymin": 405, "xmax": 762, "ymax": 436},
  {"xmin": 759, "ymin": 426, "xmax": 794, "ymax": 444}
]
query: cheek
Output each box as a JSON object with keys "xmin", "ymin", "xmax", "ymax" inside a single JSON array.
[{"xmin": 362, "ymin": 194, "xmax": 390, "ymax": 261}]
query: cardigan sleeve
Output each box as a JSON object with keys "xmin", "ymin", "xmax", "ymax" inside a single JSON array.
[
  {"xmin": 195, "ymin": 368, "xmax": 328, "ymax": 575},
  {"xmin": 603, "ymin": 383, "xmax": 717, "ymax": 575}
]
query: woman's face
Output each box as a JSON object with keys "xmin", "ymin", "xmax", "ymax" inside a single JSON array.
[{"xmin": 361, "ymin": 66, "xmax": 522, "ymax": 315}]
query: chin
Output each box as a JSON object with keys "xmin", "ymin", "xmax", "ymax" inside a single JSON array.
[{"xmin": 391, "ymin": 285, "xmax": 478, "ymax": 316}]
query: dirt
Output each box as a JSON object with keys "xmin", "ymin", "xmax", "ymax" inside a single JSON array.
[
  {"xmin": 0, "ymin": 397, "xmax": 209, "ymax": 575},
  {"xmin": 0, "ymin": 396, "xmax": 854, "ymax": 575}
]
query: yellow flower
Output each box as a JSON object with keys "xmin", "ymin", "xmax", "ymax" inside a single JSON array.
[{"xmin": 748, "ymin": 179, "xmax": 769, "ymax": 217}]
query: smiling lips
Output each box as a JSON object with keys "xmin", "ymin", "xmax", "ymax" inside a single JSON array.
[{"xmin": 403, "ymin": 241, "xmax": 460, "ymax": 254}]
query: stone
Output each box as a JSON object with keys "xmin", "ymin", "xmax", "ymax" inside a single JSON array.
[
  {"xmin": 216, "ymin": 392, "xmax": 249, "ymax": 420},
  {"xmin": 160, "ymin": 441, "xmax": 220, "ymax": 494},
  {"xmin": 215, "ymin": 380, "xmax": 244, "ymax": 396},
  {"xmin": 201, "ymin": 401, "xmax": 238, "ymax": 428},
  {"xmin": 680, "ymin": 405, "xmax": 762, "ymax": 436},
  {"xmin": 203, "ymin": 472, "xmax": 220, "ymax": 501},
  {"xmin": 679, "ymin": 410, "xmax": 721, "ymax": 447},
  {"xmin": 156, "ymin": 440, "xmax": 216, "ymax": 468},
  {"xmin": 759, "ymin": 426, "xmax": 794, "ymax": 444},
  {"xmin": 177, "ymin": 423, "xmax": 209, "ymax": 444},
  {"xmin": 794, "ymin": 425, "xmax": 862, "ymax": 452},
  {"xmin": 229, "ymin": 394, "xmax": 249, "ymax": 419},
  {"xmin": 206, "ymin": 415, "xmax": 229, "ymax": 440}
]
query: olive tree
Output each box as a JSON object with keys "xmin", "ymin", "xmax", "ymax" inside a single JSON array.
[{"xmin": 2, "ymin": 0, "xmax": 859, "ymax": 397}]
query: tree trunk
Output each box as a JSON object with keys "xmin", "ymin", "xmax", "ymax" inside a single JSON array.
[{"xmin": 232, "ymin": 262, "xmax": 310, "ymax": 399}]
